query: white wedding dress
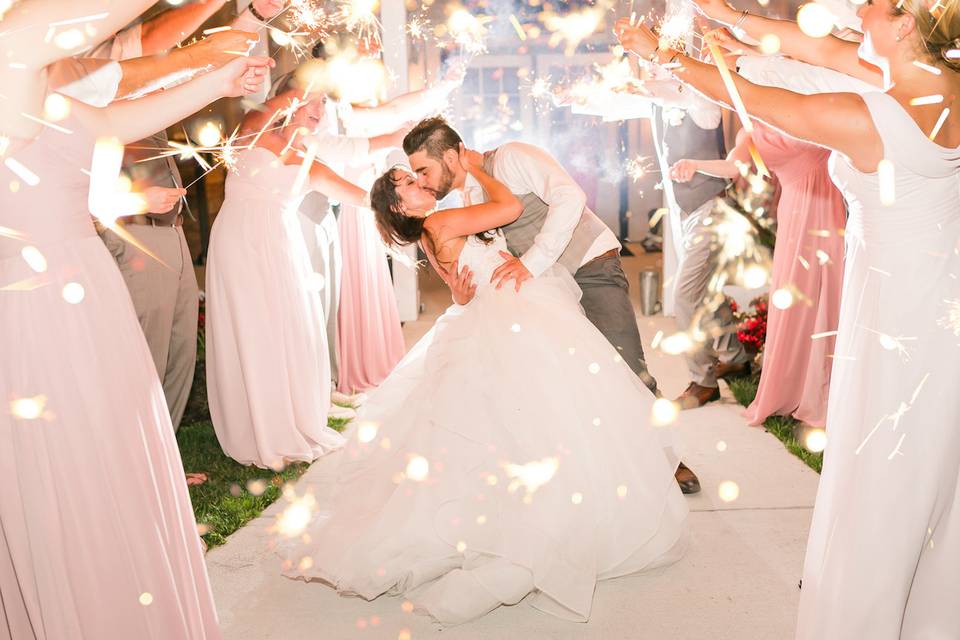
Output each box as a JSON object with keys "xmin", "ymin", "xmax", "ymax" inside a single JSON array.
[
  {"xmin": 797, "ymin": 92, "xmax": 960, "ymax": 638},
  {"xmin": 282, "ymin": 233, "xmax": 689, "ymax": 624}
]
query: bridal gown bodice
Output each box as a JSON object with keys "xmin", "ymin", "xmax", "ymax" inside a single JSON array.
[{"xmin": 797, "ymin": 91, "xmax": 960, "ymax": 639}]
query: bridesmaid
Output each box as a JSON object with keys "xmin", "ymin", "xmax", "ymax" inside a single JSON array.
[
  {"xmin": 0, "ymin": 1, "xmax": 271, "ymax": 636},
  {"xmin": 205, "ymin": 89, "xmax": 369, "ymax": 469},
  {"xmin": 671, "ymin": 122, "xmax": 846, "ymax": 428}
]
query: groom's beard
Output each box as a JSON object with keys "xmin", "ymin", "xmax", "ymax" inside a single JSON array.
[{"xmin": 430, "ymin": 162, "xmax": 456, "ymax": 200}]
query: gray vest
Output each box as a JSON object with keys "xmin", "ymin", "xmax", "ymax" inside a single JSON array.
[
  {"xmin": 483, "ymin": 148, "xmax": 608, "ymax": 275},
  {"xmin": 652, "ymin": 104, "xmax": 728, "ymax": 213}
]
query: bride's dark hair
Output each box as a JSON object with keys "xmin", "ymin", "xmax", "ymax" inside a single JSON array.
[
  {"xmin": 370, "ymin": 166, "xmax": 497, "ymax": 247},
  {"xmin": 370, "ymin": 167, "xmax": 425, "ymax": 246}
]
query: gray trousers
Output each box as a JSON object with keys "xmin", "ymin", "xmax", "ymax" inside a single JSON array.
[
  {"xmin": 575, "ymin": 254, "xmax": 658, "ymax": 393},
  {"xmin": 298, "ymin": 193, "xmax": 341, "ymax": 385},
  {"xmin": 101, "ymin": 224, "xmax": 199, "ymax": 429},
  {"xmin": 674, "ymin": 200, "xmax": 749, "ymax": 387}
]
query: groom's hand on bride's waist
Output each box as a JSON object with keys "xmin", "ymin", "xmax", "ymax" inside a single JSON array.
[
  {"xmin": 492, "ymin": 252, "xmax": 532, "ymax": 292},
  {"xmin": 444, "ymin": 259, "xmax": 477, "ymax": 305}
]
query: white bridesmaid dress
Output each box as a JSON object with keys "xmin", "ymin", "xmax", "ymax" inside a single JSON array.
[
  {"xmin": 798, "ymin": 92, "xmax": 960, "ymax": 638},
  {"xmin": 205, "ymin": 147, "xmax": 344, "ymax": 469}
]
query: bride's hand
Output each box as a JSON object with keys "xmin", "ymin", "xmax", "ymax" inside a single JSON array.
[{"xmin": 458, "ymin": 143, "xmax": 485, "ymax": 173}]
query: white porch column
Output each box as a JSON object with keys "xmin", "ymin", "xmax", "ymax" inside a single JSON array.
[{"xmin": 380, "ymin": 0, "xmax": 420, "ymax": 322}]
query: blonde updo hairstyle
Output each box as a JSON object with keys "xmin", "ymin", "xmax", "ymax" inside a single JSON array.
[{"xmin": 894, "ymin": 0, "xmax": 960, "ymax": 71}]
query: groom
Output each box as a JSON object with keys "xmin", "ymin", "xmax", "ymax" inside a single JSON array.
[{"xmin": 403, "ymin": 116, "xmax": 701, "ymax": 495}]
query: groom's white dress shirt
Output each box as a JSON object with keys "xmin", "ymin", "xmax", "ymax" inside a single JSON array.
[{"xmin": 462, "ymin": 141, "xmax": 621, "ymax": 278}]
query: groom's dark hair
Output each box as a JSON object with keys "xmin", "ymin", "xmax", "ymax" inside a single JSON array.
[{"xmin": 402, "ymin": 116, "xmax": 463, "ymax": 160}]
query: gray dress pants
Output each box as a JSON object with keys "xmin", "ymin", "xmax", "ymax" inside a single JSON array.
[
  {"xmin": 673, "ymin": 199, "xmax": 750, "ymax": 388},
  {"xmin": 298, "ymin": 192, "xmax": 342, "ymax": 385},
  {"xmin": 101, "ymin": 224, "xmax": 199, "ymax": 429},
  {"xmin": 575, "ymin": 254, "xmax": 658, "ymax": 393}
]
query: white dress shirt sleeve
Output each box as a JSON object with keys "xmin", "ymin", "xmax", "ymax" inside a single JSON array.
[
  {"xmin": 494, "ymin": 142, "xmax": 588, "ymax": 278},
  {"xmin": 736, "ymin": 55, "xmax": 878, "ymax": 95},
  {"xmin": 303, "ymin": 131, "xmax": 371, "ymax": 166},
  {"xmin": 47, "ymin": 59, "xmax": 123, "ymax": 107},
  {"xmin": 642, "ymin": 79, "xmax": 723, "ymax": 130}
]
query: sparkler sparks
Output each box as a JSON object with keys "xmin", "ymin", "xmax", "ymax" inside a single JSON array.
[
  {"xmin": 543, "ymin": 7, "xmax": 603, "ymax": 55},
  {"xmin": 405, "ymin": 14, "xmax": 432, "ymax": 40},
  {"xmin": 937, "ymin": 299, "xmax": 960, "ymax": 336},
  {"xmin": 797, "ymin": 2, "xmax": 836, "ymax": 38},
  {"xmin": 878, "ymin": 159, "xmax": 896, "ymax": 205},
  {"xmin": 504, "ymin": 457, "xmax": 559, "ymax": 496},
  {"xmin": 332, "ymin": 0, "xmax": 383, "ymax": 48},
  {"xmin": 11, "ymin": 395, "xmax": 46, "ymax": 420},
  {"xmin": 930, "ymin": 107, "xmax": 950, "ymax": 141},
  {"xmin": 625, "ymin": 155, "xmax": 654, "ymax": 182},
  {"xmin": 3, "ymin": 158, "xmax": 39, "ymax": 186},
  {"xmin": 447, "ymin": 9, "xmax": 489, "ymax": 55}
]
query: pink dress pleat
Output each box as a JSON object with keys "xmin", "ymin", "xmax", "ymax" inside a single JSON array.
[
  {"xmin": 743, "ymin": 122, "xmax": 847, "ymax": 428},
  {"xmin": 336, "ymin": 203, "xmax": 405, "ymax": 393},
  {"xmin": 0, "ymin": 117, "xmax": 221, "ymax": 637}
]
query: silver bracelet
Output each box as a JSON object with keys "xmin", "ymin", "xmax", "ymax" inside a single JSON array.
[{"xmin": 732, "ymin": 9, "xmax": 749, "ymax": 34}]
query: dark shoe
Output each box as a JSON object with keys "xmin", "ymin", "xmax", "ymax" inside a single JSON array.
[
  {"xmin": 715, "ymin": 359, "xmax": 752, "ymax": 381},
  {"xmin": 675, "ymin": 382, "xmax": 721, "ymax": 410},
  {"xmin": 675, "ymin": 462, "xmax": 701, "ymax": 495}
]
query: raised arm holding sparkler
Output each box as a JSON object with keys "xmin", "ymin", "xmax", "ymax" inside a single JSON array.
[
  {"xmin": 0, "ymin": 0, "xmax": 160, "ymax": 146},
  {"xmin": 616, "ymin": 17, "xmax": 880, "ymax": 171},
  {"xmin": 69, "ymin": 54, "xmax": 273, "ymax": 145},
  {"xmin": 626, "ymin": 3, "xmax": 960, "ymax": 637},
  {"xmin": 689, "ymin": 0, "xmax": 883, "ymax": 85}
]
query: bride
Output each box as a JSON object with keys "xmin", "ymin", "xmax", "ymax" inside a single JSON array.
[{"xmin": 281, "ymin": 149, "xmax": 689, "ymax": 625}]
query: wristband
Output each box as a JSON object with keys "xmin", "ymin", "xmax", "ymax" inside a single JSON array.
[{"xmin": 249, "ymin": 2, "xmax": 268, "ymax": 23}]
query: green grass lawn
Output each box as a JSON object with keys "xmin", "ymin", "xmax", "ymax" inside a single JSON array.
[
  {"xmin": 727, "ymin": 371, "xmax": 823, "ymax": 474},
  {"xmin": 178, "ymin": 360, "xmax": 350, "ymax": 549}
]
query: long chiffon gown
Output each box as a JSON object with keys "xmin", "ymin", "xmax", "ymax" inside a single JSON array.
[
  {"xmin": 744, "ymin": 121, "xmax": 846, "ymax": 427},
  {"xmin": 0, "ymin": 115, "xmax": 221, "ymax": 637},
  {"xmin": 206, "ymin": 147, "xmax": 344, "ymax": 469},
  {"xmin": 336, "ymin": 190, "xmax": 405, "ymax": 392},
  {"xmin": 283, "ymin": 233, "xmax": 689, "ymax": 625},
  {"xmin": 797, "ymin": 92, "xmax": 960, "ymax": 638}
]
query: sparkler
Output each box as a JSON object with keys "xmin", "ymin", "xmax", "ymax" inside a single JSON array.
[
  {"xmin": 447, "ymin": 9, "xmax": 490, "ymax": 56},
  {"xmin": 625, "ymin": 155, "xmax": 655, "ymax": 182},
  {"xmin": 543, "ymin": 7, "xmax": 604, "ymax": 56},
  {"xmin": 331, "ymin": 0, "xmax": 383, "ymax": 49}
]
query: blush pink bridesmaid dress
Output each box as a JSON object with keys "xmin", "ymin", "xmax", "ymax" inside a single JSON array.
[
  {"xmin": 335, "ymin": 196, "xmax": 405, "ymax": 394},
  {"xmin": 743, "ymin": 121, "xmax": 847, "ymax": 428},
  {"xmin": 0, "ymin": 115, "xmax": 221, "ymax": 637}
]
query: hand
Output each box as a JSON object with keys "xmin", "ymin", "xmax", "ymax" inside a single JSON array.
[
  {"xmin": 216, "ymin": 55, "xmax": 275, "ymax": 98},
  {"xmin": 188, "ymin": 29, "xmax": 260, "ymax": 69},
  {"xmin": 690, "ymin": 0, "xmax": 739, "ymax": 23},
  {"xmin": 443, "ymin": 259, "xmax": 477, "ymax": 305},
  {"xmin": 491, "ymin": 251, "xmax": 532, "ymax": 292},
  {"xmin": 142, "ymin": 186, "xmax": 187, "ymax": 214},
  {"xmin": 702, "ymin": 27, "xmax": 758, "ymax": 56},
  {"xmin": 390, "ymin": 120, "xmax": 416, "ymax": 147},
  {"xmin": 669, "ymin": 159, "xmax": 699, "ymax": 183},
  {"xmin": 614, "ymin": 18, "xmax": 660, "ymax": 60},
  {"xmin": 442, "ymin": 62, "xmax": 467, "ymax": 88},
  {"xmin": 251, "ymin": 0, "xmax": 286, "ymax": 20},
  {"xmin": 457, "ymin": 143, "xmax": 484, "ymax": 173}
]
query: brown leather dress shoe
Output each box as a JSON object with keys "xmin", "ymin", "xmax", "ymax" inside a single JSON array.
[
  {"xmin": 675, "ymin": 462, "xmax": 701, "ymax": 495},
  {"xmin": 675, "ymin": 382, "xmax": 721, "ymax": 410},
  {"xmin": 714, "ymin": 359, "xmax": 752, "ymax": 381}
]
